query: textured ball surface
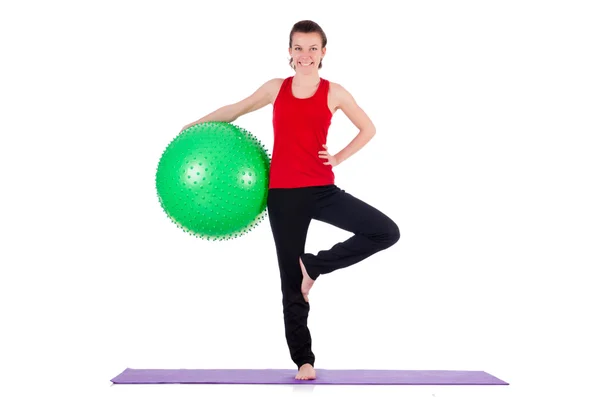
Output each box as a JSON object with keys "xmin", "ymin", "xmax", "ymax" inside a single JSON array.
[{"xmin": 155, "ymin": 122, "xmax": 271, "ymax": 240}]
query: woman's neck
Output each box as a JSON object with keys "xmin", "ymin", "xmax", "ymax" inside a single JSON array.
[{"xmin": 293, "ymin": 73, "xmax": 320, "ymax": 86}]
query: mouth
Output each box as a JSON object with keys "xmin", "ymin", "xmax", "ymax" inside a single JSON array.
[{"xmin": 298, "ymin": 61, "xmax": 314, "ymax": 67}]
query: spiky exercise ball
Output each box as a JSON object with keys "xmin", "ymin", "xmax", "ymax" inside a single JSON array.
[{"xmin": 155, "ymin": 121, "xmax": 271, "ymax": 240}]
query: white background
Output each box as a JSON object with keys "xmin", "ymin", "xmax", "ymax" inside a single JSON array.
[{"xmin": 1, "ymin": 0, "xmax": 598, "ymax": 396}]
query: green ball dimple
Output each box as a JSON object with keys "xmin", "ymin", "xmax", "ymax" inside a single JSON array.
[{"xmin": 155, "ymin": 122, "xmax": 271, "ymax": 240}]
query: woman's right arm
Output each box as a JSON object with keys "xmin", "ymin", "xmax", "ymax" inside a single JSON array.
[{"xmin": 181, "ymin": 78, "xmax": 281, "ymax": 130}]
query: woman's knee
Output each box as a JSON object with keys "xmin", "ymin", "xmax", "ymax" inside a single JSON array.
[{"xmin": 383, "ymin": 220, "xmax": 400, "ymax": 247}]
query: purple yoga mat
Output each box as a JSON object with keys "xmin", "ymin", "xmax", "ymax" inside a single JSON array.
[{"xmin": 111, "ymin": 368, "xmax": 509, "ymax": 385}]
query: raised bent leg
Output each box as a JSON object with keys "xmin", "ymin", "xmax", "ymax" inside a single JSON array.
[{"xmin": 301, "ymin": 186, "xmax": 400, "ymax": 280}]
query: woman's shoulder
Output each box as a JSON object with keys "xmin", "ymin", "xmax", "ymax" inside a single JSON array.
[
  {"xmin": 264, "ymin": 77, "xmax": 287, "ymax": 91},
  {"xmin": 261, "ymin": 77, "xmax": 287, "ymax": 104},
  {"xmin": 324, "ymin": 79, "xmax": 352, "ymax": 100},
  {"xmin": 324, "ymin": 79, "xmax": 347, "ymax": 93},
  {"xmin": 266, "ymin": 77, "xmax": 289, "ymax": 84}
]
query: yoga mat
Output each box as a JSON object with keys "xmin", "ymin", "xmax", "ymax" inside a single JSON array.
[{"xmin": 111, "ymin": 368, "xmax": 509, "ymax": 385}]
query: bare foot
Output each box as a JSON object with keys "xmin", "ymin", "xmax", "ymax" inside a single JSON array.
[
  {"xmin": 299, "ymin": 257, "xmax": 315, "ymax": 303},
  {"xmin": 295, "ymin": 363, "xmax": 317, "ymax": 380}
]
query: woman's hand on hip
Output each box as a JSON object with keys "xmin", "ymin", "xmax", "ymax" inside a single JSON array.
[{"xmin": 318, "ymin": 145, "xmax": 339, "ymax": 167}]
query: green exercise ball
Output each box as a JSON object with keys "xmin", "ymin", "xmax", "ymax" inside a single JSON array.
[{"xmin": 155, "ymin": 121, "xmax": 271, "ymax": 240}]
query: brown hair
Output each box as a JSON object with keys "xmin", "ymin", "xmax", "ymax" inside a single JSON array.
[{"xmin": 288, "ymin": 20, "xmax": 327, "ymax": 70}]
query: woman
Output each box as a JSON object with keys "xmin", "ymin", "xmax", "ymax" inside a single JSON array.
[{"xmin": 183, "ymin": 20, "xmax": 400, "ymax": 381}]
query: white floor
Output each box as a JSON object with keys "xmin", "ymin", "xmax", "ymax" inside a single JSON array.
[{"xmin": 105, "ymin": 381, "xmax": 581, "ymax": 397}]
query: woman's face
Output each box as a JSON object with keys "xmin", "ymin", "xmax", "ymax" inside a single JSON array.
[{"xmin": 289, "ymin": 32, "xmax": 326, "ymax": 73}]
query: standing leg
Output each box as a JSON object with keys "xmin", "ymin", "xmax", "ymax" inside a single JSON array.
[
  {"xmin": 300, "ymin": 185, "xmax": 400, "ymax": 280},
  {"xmin": 267, "ymin": 188, "xmax": 316, "ymax": 371}
]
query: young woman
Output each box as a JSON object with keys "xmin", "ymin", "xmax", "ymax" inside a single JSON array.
[{"xmin": 183, "ymin": 20, "xmax": 400, "ymax": 381}]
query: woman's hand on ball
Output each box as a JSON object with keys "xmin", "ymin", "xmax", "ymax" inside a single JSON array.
[{"xmin": 181, "ymin": 123, "xmax": 194, "ymax": 132}]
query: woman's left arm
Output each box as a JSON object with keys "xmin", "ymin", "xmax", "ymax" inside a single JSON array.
[{"xmin": 327, "ymin": 83, "xmax": 376, "ymax": 167}]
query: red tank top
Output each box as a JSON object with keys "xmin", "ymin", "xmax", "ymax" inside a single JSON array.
[{"xmin": 269, "ymin": 76, "xmax": 334, "ymax": 188}]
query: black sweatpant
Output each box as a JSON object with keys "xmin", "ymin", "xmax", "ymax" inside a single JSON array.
[{"xmin": 266, "ymin": 184, "xmax": 400, "ymax": 369}]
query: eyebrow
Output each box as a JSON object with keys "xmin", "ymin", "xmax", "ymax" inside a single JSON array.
[{"xmin": 293, "ymin": 44, "xmax": 319, "ymax": 47}]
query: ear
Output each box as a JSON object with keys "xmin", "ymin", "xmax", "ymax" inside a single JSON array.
[
  {"xmin": 322, "ymin": 47, "xmax": 326, "ymax": 57},
  {"xmin": 288, "ymin": 48, "xmax": 292, "ymax": 56}
]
